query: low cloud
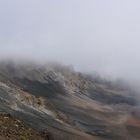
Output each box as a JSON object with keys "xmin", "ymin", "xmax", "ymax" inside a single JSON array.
[{"xmin": 0, "ymin": 0, "xmax": 140, "ymax": 84}]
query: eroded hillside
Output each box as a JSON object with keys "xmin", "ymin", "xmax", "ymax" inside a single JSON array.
[{"xmin": 0, "ymin": 61, "xmax": 139, "ymax": 140}]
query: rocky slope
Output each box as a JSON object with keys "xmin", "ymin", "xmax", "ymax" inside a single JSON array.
[
  {"xmin": 0, "ymin": 61, "xmax": 139, "ymax": 140},
  {"xmin": 0, "ymin": 112, "xmax": 51, "ymax": 140}
]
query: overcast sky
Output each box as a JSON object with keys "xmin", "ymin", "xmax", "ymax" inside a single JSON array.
[{"xmin": 0, "ymin": 0, "xmax": 140, "ymax": 81}]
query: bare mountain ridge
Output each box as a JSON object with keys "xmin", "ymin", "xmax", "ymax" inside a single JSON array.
[{"xmin": 0, "ymin": 61, "xmax": 139, "ymax": 140}]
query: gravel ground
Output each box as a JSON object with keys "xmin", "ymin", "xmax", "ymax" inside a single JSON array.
[{"xmin": 0, "ymin": 112, "xmax": 52, "ymax": 140}]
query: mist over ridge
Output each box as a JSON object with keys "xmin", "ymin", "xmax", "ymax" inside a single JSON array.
[
  {"xmin": 0, "ymin": 0, "xmax": 140, "ymax": 85},
  {"xmin": 1, "ymin": 1, "xmax": 140, "ymax": 140}
]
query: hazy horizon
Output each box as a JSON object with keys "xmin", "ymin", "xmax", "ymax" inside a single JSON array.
[{"xmin": 0, "ymin": 0, "xmax": 140, "ymax": 82}]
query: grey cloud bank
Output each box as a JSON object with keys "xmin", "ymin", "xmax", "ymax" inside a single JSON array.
[{"xmin": 0, "ymin": 0, "xmax": 140, "ymax": 82}]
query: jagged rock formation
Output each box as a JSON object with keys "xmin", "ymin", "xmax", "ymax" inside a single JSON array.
[{"xmin": 0, "ymin": 61, "xmax": 139, "ymax": 140}]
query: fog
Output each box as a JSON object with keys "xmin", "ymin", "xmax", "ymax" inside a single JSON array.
[{"xmin": 0, "ymin": 0, "xmax": 140, "ymax": 82}]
